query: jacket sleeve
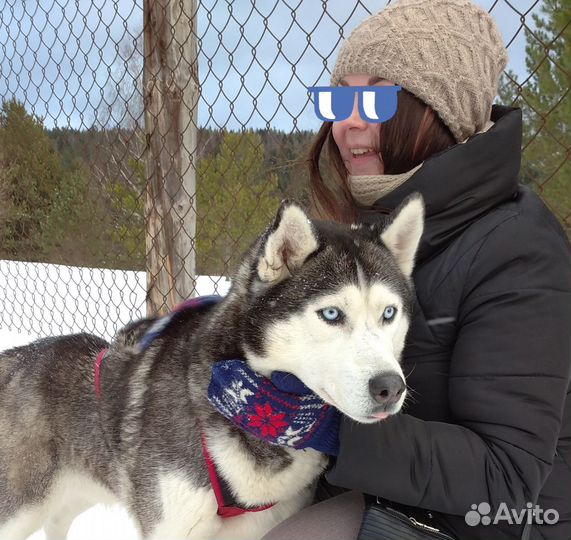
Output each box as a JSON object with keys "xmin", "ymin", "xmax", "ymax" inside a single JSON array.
[{"xmin": 325, "ymin": 211, "xmax": 571, "ymax": 516}]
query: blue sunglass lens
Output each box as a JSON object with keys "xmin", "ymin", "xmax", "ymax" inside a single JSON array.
[
  {"xmin": 308, "ymin": 87, "xmax": 355, "ymax": 122},
  {"xmin": 359, "ymin": 86, "xmax": 401, "ymax": 123}
]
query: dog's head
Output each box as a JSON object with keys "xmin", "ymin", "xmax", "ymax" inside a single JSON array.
[{"xmin": 229, "ymin": 194, "xmax": 424, "ymax": 423}]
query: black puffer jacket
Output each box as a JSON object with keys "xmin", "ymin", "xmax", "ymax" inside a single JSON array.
[{"xmin": 325, "ymin": 106, "xmax": 571, "ymax": 540}]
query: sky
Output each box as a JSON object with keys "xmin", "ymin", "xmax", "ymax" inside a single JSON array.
[{"xmin": 0, "ymin": 0, "xmax": 545, "ymax": 132}]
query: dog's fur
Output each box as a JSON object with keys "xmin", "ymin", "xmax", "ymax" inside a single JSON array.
[{"xmin": 0, "ymin": 196, "xmax": 424, "ymax": 539}]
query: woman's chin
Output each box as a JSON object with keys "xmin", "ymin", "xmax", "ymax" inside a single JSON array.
[{"xmin": 346, "ymin": 156, "xmax": 383, "ymax": 176}]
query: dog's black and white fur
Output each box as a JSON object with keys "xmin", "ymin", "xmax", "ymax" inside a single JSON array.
[{"xmin": 0, "ymin": 196, "xmax": 424, "ymax": 539}]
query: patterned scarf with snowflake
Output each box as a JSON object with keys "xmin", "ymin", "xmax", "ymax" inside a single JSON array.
[{"xmin": 208, "ymin": 359, "xmax": 340, "ymax": 456}]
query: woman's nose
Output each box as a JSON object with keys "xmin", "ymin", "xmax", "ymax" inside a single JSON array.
[{"xmin": 339, "ymin": 94, "xmax": 368, "ymax": 129}]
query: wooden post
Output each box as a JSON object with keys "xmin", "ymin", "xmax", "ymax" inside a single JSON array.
[{"xmin": 143, "ymin": 0, "xmax": 199, "ymax": 315}]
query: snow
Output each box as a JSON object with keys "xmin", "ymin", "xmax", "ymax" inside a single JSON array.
[
  {"xmin": 0, "ymin": 259, "xmax": 231, "ymax": 539},
  {"xmin": 0, "ymin": 259, "xmax": 231, "ymax": 349}
]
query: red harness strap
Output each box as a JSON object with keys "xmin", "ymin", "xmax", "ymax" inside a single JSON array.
[
  {"xmin": 200, "ymin": 433, "xmax": 275, "ymax": 518},
  {"xmin": 94, "ymin": 348, "xmax": 108, "ymax": 399},
  {"xmin": 94, "ymin": 347, "xmax": 274, "ymax": 518}
]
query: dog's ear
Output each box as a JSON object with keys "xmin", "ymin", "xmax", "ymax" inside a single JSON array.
[
  {"xmin": 257, "ymin": 200, "xmax": 319, "ymax": 283},
  {"xmin": 380, "ymin": 193, "xmax": 424, "ymax": 278}
]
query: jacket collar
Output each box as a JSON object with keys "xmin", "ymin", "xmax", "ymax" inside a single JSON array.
[{"xmin": 357, "ymin": 106, "xmax": 522, "ymax": 264}]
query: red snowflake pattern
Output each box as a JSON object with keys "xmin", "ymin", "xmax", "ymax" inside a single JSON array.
[{"xmin": 248, "ymin": 402, "xmax": 288, "ymax": 438}]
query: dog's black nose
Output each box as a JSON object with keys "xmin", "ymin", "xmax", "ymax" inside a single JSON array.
[{"xmin": 369, "ymin": 374, "xmax": 406, "ymax": 405}]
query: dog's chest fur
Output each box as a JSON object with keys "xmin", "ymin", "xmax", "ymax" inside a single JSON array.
[{"xmin": 206, "ymin": 429, "xmax": 327, "ymax": 505}]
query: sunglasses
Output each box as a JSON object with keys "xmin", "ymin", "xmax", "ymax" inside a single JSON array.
[{"xmin": 307, "ymin": 85, "xmax": 401, "ymax": 123}]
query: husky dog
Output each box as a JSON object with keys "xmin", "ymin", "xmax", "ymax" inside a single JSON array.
[{"xmin": 0, "ymin": 195, "xmax": 424, "ymax": 540}]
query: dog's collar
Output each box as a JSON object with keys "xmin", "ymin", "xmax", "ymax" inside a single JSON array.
[{"xmin": 94, "ymin": 295, "xmax": 275, "ymax": 518}]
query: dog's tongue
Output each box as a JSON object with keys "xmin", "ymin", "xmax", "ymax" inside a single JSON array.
[{"xmin": 372, "ymin": 412, "xmax": 390, "ymax": 420}]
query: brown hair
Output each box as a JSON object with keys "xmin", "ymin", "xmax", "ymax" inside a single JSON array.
[{"xmin": 307, "ymin": 89, "xmax": 455, "ymax": 222}]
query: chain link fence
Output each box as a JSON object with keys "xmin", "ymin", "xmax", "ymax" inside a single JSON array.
[{"xmin": 0, "ymin": 0, "xmax": 569, "ymax": 340}]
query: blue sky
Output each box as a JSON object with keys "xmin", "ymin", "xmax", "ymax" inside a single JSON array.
[{"xmin": 0, "ymin": 0, "xmax": 544, "ymax": 132}]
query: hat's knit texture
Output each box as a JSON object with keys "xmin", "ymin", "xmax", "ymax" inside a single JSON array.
[{"xmin": 330, "ymin": 0, "xmax": 508, "ymax": 142}]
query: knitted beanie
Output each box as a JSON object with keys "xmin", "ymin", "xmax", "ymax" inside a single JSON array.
[{"xmin": 330, "ymin": 0, "xmax": 508, "ymax": 142}]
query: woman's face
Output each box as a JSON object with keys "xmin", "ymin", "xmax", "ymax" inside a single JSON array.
[{"xmin": 331, "ymin": 74, "xmax": 394, "ymax": 176}]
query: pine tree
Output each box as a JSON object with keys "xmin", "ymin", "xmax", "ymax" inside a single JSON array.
[
  {"xmin": 197, "ymin": 130, "xmax": 281, "ymax": 275},
  {"xmin": 40, "ymin": 164, "xmax": 112, "ymax": 268},
  {"xmin": 0, "ymin": 99, "xmax": 61, "ymax": 257},
  {"xmin": 103, "ymin": 155, "xmax": 146, "ymax": 270},
  {"xmin": 500, "ymin": 1, "xmax": 570, "ymax": 235}
]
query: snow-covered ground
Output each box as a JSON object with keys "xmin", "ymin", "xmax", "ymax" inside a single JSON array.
[{"xmin": 0, "ymin": 259, "xmax": 231, "ymax": 539}]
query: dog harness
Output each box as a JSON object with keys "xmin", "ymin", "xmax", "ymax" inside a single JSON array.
[{"xmin": 94, "ymin": 295, "xmax": 275, "ymax": 518}]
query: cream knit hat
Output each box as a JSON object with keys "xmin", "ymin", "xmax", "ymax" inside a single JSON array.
[{"xmin": 330, "ymin": 0, "xmax": 508, "ymax": 142}]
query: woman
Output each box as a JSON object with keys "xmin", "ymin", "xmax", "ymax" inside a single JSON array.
[{"xmin": 211, "ymin": 1, "xmax": 571, "ymax": 538}]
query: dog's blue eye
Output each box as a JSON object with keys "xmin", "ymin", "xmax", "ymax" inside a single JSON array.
[
  {"xmin": 382, "ymin": 306, "xmax": 397, "ymax": 322},
  {"xmin": 318, "ymin": 307, "xmax": 344, "ymax": 324},
  {"xmin": 322, "ymin": 308, "xmax": 339, "ymax": 320}
]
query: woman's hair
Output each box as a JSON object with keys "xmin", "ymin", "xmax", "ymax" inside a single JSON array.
[{"xmin": 307, "ymin": 89, "xmax": 455, "ymax": 222}]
